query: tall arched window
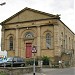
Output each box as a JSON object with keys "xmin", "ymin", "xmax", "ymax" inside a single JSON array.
[
  {"xmin": 46, "ymin": 33, "xmax": 51, "ymax": 49},
  {"xmin": 9, "ymin": 36, "xmax": 13, "ymax": 50}
]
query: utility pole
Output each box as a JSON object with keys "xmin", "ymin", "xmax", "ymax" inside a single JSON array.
[{"xmin": 0, "ymin": 2, "xmax": 6, "ymax": 6}]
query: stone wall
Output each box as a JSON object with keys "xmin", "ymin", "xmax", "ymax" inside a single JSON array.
[{"xmin": 0, "ymin": 66, "xmax": 41, "ymax": 75}]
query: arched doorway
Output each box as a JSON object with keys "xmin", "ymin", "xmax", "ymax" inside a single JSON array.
[{"xmin": 24, "ymin": 31, "xmax": 34, "ymax": 58}]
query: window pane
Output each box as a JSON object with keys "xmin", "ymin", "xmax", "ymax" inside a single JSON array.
[
  {"xmin": 9, "ymin": 37, "xmax": 13, "ymax": 50},
  {"xmin": 46, "ymin": 33, "xmax": 51, "ymax": 49}
]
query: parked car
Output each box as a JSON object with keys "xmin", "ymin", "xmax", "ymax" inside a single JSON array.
[
  {"xmin": 0, "ymin": 56, "xmax": 25, "ymax": 67},
  {"xmin": 0, "ymin": 58, "xmax": 3, "ymax": 64}
]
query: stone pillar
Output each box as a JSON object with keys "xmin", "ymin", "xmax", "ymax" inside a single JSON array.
[
  {"xmin": 37, "ymin": 26, "xmax": 41, "ymax": 57},
  {"xmin": 15, "ymin": 28, "xmax": 19, "ymax": 56},
  {"xmin": 54, "ymin": 25, "xmax": 61, "ymax": 56},
  {"xmin": 1, "ymin": 28, "xmax": 5, "ymax": 50}
]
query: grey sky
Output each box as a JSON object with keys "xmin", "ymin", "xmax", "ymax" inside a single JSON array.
[{"xmin": 0, "ymin": 0, "xmax": 74, "ymax": 50}]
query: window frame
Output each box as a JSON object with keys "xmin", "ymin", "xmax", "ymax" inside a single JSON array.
[
  {"xmin": 9, "ymin": 36, "xmax": 13, "ymax": 50},
  {"xmin": 46, "ymin": 33, "xmax": 51, "ymax": 49}
]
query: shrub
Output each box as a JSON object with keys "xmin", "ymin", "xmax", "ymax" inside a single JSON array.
[
  {"xmin": 26, "ymin": 58, "xmax": 38, "ymax": 66},
  {"xmin": 42, "ymin": 56, "xmax": 50, "ymax": 65}
]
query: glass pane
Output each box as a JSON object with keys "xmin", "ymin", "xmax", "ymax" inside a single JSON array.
[
  {"xmin": 9, "ymin": 36, "xmax": 13, "ymax": 50},
  {"xmin": 46, "ymin": 33, "xmax": 51, "ymax": 49}
]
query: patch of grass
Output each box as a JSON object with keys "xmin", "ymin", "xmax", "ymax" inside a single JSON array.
[{"xmin": 0, "ymin": 72, "xmax": 7, "ymax": 75}]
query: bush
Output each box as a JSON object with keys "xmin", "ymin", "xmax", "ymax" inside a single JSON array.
[
  {"xmin": 26, "ymin": 58, "xmax": 38, "ymax": 66},
  {"xmin": 42, "ymin": 56, "xmax": 50, "ymax": 65}
]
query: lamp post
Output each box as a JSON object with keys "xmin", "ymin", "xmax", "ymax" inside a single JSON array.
[{"xmin": 32, "ymin": 46, "xmax": 37, "ymax": 75}]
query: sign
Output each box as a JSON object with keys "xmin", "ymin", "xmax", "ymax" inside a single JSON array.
[{"xmin": 32, "ymin": 46, "xmax": 37, "ymax": 53}]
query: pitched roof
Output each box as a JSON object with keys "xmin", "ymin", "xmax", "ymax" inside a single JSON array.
[{"xmin": 1, "ymin": 7, "xmax": 60, "ymax": 24}]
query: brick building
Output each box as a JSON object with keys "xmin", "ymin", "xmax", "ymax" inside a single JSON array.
[{"xmin": 0, "ymin": 7, "xmax": 75, "ymax": 66}]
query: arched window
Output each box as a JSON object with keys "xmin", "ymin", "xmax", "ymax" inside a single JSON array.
[
  {"xmin": 9, "ymin": 36, "xmax": 13, "ymax": 50},
  {"xmin": 46, "ymin": 33, "xmax": 51, "ymax": 49},
  {"xmin": 25, "ymin": 32, "xmax": 34, "ymax": 39}
]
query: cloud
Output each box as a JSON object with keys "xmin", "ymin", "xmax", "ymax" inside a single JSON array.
[
  {"xmin": 23, "ymin": 0, "xmax": 74, "ymax": 11},
  {"xmin": 60, "ymin": 8, "xmax": 74, "ymax": 32},
  {"xmin": 53, "ymin": 0, "xmax": 74, "ymax": 9}
]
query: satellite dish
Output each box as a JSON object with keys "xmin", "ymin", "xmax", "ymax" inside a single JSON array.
[{"xmin": 0, "ymin": 2, "xmax": 6, "ymax": 6}]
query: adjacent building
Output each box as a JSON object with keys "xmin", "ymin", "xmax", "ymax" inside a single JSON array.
[{"xmin": 0, "ymin": 7, "xmax": 75, "ymax": 66}]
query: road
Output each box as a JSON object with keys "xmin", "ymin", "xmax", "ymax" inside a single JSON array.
[{"xmin": 24, "ymin": 67, "xmax": 75, "ymax": 75}]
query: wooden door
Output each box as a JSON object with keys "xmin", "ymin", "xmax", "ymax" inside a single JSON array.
[{"xmin": 26, "ymin": 43, "xmax": 32, "ymax": 58}]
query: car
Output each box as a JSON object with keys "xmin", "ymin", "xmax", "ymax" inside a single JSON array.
[
  {"xmin": 0, "ymin": 58, "xmax": 3, "ymax": 64},
  {"xmin": 0, "ymin": 56, "xmax": 25, "ymax": 67}
]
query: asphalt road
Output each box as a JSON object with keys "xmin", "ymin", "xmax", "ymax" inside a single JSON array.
[{"xmin": 24, "ymin": 67, "xmax": 75, "ymax": 75}]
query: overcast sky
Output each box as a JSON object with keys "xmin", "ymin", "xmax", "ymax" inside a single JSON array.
[{"xmin": 0, "ymin": 0, "xmax": 74, "ymax": 51}]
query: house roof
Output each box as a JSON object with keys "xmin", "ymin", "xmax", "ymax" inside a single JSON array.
[{"xmin": 0, "ymin": 7, "xmax": 60, "ymax": 24}]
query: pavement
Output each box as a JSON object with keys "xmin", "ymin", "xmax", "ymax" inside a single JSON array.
[
  {"xmin": 23, "ymin": 73, "xmax": 45, "ymax": 75},
  {"xmin": 23, "ymin": 67, "xmax": 75, "ymax": 75},
  {"xmin": 23, "ymin": 68, "xmax": 55, "ymax": 75}
]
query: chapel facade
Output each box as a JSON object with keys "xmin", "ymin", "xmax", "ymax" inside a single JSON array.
[{"xmin": 0, "ymin": 7, "xmax": 75, "ymax": 66}]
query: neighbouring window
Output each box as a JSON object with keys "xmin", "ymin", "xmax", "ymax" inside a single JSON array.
[
  {"xmin": 69, "ymin": 37, "xmax": 70, "ymax": 49},
  {"xmin": 65, "ymin": 35, "xmax": 67, "ymax": 49},
  {"xmin": 9, "ymin": 36, "xmax": 13, "ymax": 50},
  {"xmin": 46, "ymin": 33, "xmax": 51, "ymax": 49}
]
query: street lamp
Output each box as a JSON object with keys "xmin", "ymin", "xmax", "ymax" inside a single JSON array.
[{"xmin": 0, "ymin": 2, "xmax": 6, "ymax": 6}]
